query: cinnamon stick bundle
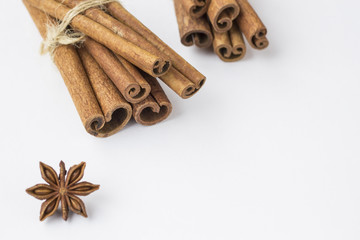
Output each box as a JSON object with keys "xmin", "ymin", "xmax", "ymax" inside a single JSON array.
[
  {"xmin": 26, "ymin": 0, "xmax": 170, "ymax": 77},
  {"xmin": 106, "ymin": 2, "xmax": 206, "ymax": 93},
  {"xmin": 179, "ymin": 0, "xmax": 211, "ymax": 19},
  {"xmin": 83, "ymin": 38, "xmax": 150, "ymax": 104},
  {"xmin": 207, "ymin": 0, "xmax": 240, "ymax": 33},
  {"xmin": 174, "ymin": 0, "xmax": 213, "ymax": 48},
  {"xmin": 132, "ymin": 73, "xmax": 172, "ymax": 126},
  {"xmin": 235, "ymin": 0, "xmax": 269, "ymax": 49},
  {"xmin": 213, "ymin": 24, "xmax": 246, "ymax": 62},
  {"xmin": 23, "ymin": 0, "xmax": 132, "ymax": 137},
  {"xmin": 173, "ymin": 0, "xmax": 269, "ymax": 61}
]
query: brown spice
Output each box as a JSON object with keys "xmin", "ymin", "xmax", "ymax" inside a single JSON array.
[
  {"xmin": 26, "ymin": 161, "xmax": 100, "ymax": 221},
  {"xmin": 106, "ymin": 2, "xmax": 206, "ymax": 92},
  {"xmin": 235, "ymin": 0, "xmax": 268, "ymax": 49},
  {"xmin": 178, "ymin": 0, "xmax": 211, "ymax": 19},
  {"xmin": 213, "ymin": 24, "xmax": 246, "ymax": 62},
  {"xmin": 132, "ymin": 73, "xmax": 172, "ymax": 126},
  {"xmin": 207, "ymin": 0, "xmax": 240, "ymax": 33},
  {"xmin": 26, "ymin": 0, "xmax": 170, "ymax": 77},
  {"xmin": 159, "ymin": 68, "xmax": 196, "ymax": 99},
  {"xmin": 83, "ymin": 38, "xmax": 151, "ymax": 104},
  {"xmin": 174, "ymin": 0, "xmax": 213, "ymax": 48},
  {"xmin": 77, "ymin": 47, "xmax": 132, "ymax": 137}
]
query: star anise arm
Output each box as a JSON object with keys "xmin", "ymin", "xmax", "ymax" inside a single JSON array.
[
  {"xmin": 60, "ymin": 195, "xmax": 69, "ymax": 221},
  {"xmin": 65, "ymin": 194, "xmax": 88, "ymax": 218},
  {"xmin": 26, "ymin": 184, "xmax": 57, "ymax": 200},
  {"xmin": 68, "ymin": 182, "xmax": 100, "ymax": 196},
  {"xmin": 65, "ymin": 162, "xmax": 86, "ymax": 187},
  {"xmin": 40, "ymin": 162, "xmax": 60, "ymax": 187},
  {"xmin": 40, "ymin": 194, "xmax": 60, "ymax": 221}
]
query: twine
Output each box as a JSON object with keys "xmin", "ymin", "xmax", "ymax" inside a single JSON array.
[{"xmin": 41, "ymin": 0, "xmax": 117, "ymax": 56}]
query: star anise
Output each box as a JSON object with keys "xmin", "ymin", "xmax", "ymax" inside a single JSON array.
[{"xmin": 26, "ymin": 161, "xmax": 100, "ymax": 221}]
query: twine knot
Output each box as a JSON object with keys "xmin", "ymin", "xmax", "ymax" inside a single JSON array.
[{"xmin": 41, "ymin": 0, "xmax": 117, "ymax": 56}]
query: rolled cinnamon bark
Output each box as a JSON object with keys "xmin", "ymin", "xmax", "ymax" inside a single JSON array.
[
  {"xmin": 26, "ymin": 0, "xmax": 170, "ymax": 77},
  {"xmin": 178, "ymin": 0, "xmax": 210, "ymax": 19},
  {"xmin": 174, "ymin": 0, "xmax": 213, "ymax": 48},
  {"xmin": 213, "ymin": 24, "xmax": 246, "ymax": 62},
  {"xmin": 132, "ymin": 73, "xmax": 172, "ymax": 126},
  {"xmin": 207, "ymin": 0, "xmax": 240, "ymax": 33},
  {"xmin": 83, "ymin": 38, "xmax": 150, "ymax": 104},
  {"xmin": 77, "ymin": 47, "xmax": 132, "ymax": 137},
  {"xmin": 235, "ymin": 0, "xmax": 268, "ymax": 49},
  {"xmin": 106, "ymin": 2, "xmax": 206, "ymax": 92},
  {"xmin": 23, "ymin": 0, "xmax": 116, "ymax": 137},
  {"xmin": 160, "ymin": 68, "xmax": 196, "ymax": 99},
  {"xmin": 57, "ymin": 0, "xmax": 171, "ymax": 71}
]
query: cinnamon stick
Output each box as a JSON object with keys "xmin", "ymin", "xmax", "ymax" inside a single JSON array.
[
  {"xmin": 207, "ymin": 0, "xmax": 240, "ymax": 33},
  {"xmin": 83, "ymin": 38, "xmax": 150, "ymax": 104},
  {"xmin": 235, "ymin": 0, "xmax": 268, "ymax": 49},
  {"xmin": 132, "ymin": 73, "xmax": 172, "ymax": 126},
  {"xmin": 174, "ymin": 0, "xmax": 213, "ymax": 48},
  {"xmin": 213, "ymin": 24, "xmax": 246, "ymax": 62},
  {"xmin": 179, "ymin": 0, "xmax": 211, "ymax": 19},
  {"xmin": 23, "ymin": 0, "xmax": 132, "ymax": 137},
  {"xmin": 159, "ymin": 68, "xmax": 196, "ymax": 99},
  {"xmin": 106, "ymin": 2, "xmax": 206, "ymax": 92},
  {"xmin": 77, "ymin": 47, "xmax": 132, "ymax": 137},
  {"xmin": 26, "ymin": 0, "xmax": 170, "ymax": 77}
]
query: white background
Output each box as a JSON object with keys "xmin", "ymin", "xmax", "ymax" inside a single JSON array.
[{"xmin": 0, "ymin": 0, "xmax": 359, "ymax": 239}]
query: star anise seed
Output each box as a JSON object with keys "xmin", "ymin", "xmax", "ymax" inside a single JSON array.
[{"xmin": 26, "ymin": 161, "xmax": 100, "ymax": 221}]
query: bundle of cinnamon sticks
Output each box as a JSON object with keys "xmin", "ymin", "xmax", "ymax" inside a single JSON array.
[
  {"xmin": 173, "ymin": 0, "xmax": 269, "ymax": 62},
  {"xmin": 23, "ymin": 0, "xmax": 206, "ymax": 137}
]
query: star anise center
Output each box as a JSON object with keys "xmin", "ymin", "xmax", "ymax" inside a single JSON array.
[{"xmin": 59, "ymin": 187, "xmax": 67, "ymax": 195}]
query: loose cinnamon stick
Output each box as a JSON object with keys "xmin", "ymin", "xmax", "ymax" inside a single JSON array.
[
  {"xmin": 57, "ymin": 0, "xmax": 171, "ymax": 71},
  {"xmin": 23, "ymin": 0, "xmax": 112, "ymax": 137},
  {"xmin": 77, "ymin": 47, "xmax": 132, "ymax": 137},
  {"xmin": 179, "ymin": 0, "xmax": 211, "ymax": 19},
  {"xmin": 174, "ymin": 0, "xmax": 213, "ymax": 48},
  {"xmin": 132, "ymin": 73, "xmax": 172, "ymax": 126},
  {"xmin": 213, "ymin": 24, "xmax": 246, "ymax": 62},
  {"xmin": 106, "ymin": 2, "xmax": 206, "ymax": 92},
  {"xmin": 26, "ymin": 0, "xmax": 170, "ymax": 77},
  {"xmin": 235, "ymin": 0, "xmax": 268, "ymax": 49},
  {"xmin": 83, "ymin": 38, "xmax": 150, "ymax": 104},
  {"xmin": 207, "ymin": 0, "xmax": 240, "ymax": 33}
]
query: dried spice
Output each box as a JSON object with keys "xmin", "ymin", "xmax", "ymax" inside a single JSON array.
[
  {"xmin": 212, "ymin": 24, "xmax": 246, "ymax": 62},
  {"xmin": 26, "ymin": 161, "xmax": 100, "ymax": 221},
  {"xmin": 173, "ymin": 0, "xmax": 268, "ymax": 62},
  {"xmin": 174, "ymin": 0, "xmax": 213, "ymax": 48},
  {"xmin": 235, "ymin": 0, "xmax": 269, "ymax": 50},
  {"xmin": 207, "ymin": 0, "xmax": 240, "ymax": 33}
]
